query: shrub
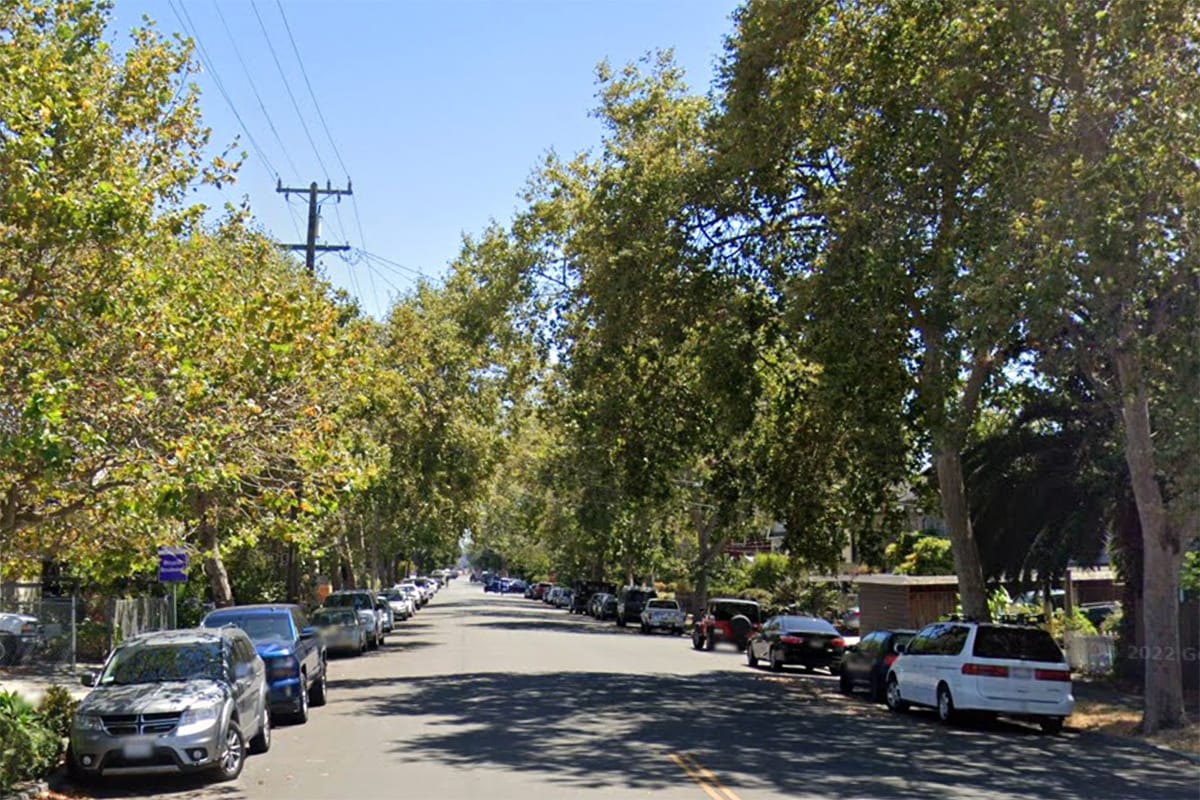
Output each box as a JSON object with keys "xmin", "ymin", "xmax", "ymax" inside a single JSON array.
[
  {"xmin": 0, "ymin": 691, "xmax": 61, "ymax": 792},
  {"xmin": 37, "ymin": 685, "xmax": 79, "ymax": 739}
]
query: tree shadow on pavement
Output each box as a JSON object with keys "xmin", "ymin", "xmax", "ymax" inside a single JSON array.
[
  {"xmin": 49, "ymin": 769, "xmax": 249, "ymax": 799},
  {"xmin": 362, "ymin": 670, "xmax": 1198, "ymax": 799}
]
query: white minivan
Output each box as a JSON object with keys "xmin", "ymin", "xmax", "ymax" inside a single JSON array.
[{"xmin": 885, "ymin": 620, "xmax": 1074, "ymax": 733}]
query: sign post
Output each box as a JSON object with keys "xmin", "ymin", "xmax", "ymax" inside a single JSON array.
[{"xmin": 158, "ymin": 547, "xmax": 188, "ymax": 629}]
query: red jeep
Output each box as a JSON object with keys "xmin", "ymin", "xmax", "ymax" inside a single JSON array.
[{"xmin": 692, "ymin": 598, "xmax": 762, "ymax": 652}]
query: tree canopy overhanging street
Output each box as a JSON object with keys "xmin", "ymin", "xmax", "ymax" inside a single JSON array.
[{"xmin": 0, "ymin": 0, "xmax": 1195, "ymax": 739}]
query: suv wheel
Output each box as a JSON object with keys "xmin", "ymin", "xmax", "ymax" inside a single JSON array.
[
  {"xmin": 616, "ymin": 614, "xmax": 626, "ymax": 627},
  {"xmin": 310, "ymin": 666, "xmax": 328, "ymax": 706},
  {"xmin": 886, "ymin": 676, "xmax": 908, "ymax": 712},
  {"xmin": 936, "ymin": 684, "xmax": 956, "ymax": 725},
  {"xmin": 705, "ymin": 630, "xmax": 716, "ymax": 651},
  {"xmin": 1039, "ymin": 716, "xmax": 1064, "ymax": 735},
  {"xmin": 214, "ymin": 720, "xmax": 246, "ymax": 781},
  {"xmin": 292, "ymin": 675, "xmax": 310, "ymax": 724},
  {"xmin": 248, "ymin": 701, "xmax": 271, "ymax": 754},
  {"xmin": 692, "ymin": 631, "xmax": 704, "ymax": 650}
]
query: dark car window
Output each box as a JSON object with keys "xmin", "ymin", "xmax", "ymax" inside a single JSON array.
[
  {"xmin": 777, "ymin": 616, "xmax": 838, "ymax": 635},
  {"xmin": 973, "ymin": 626, "xmax": 1066, "ymax": 662},
  {"xmin": 905, "ymin": 627, "xmax": 936, "ymax": 655},
  {"xmin": 313, "ymin": 609, "xmax": 356, "ymax": 626},
  {"xmin": 887, "ymin": 632, "xmax": 914, "ymax": 654},
  {"xmin": 204, "ymin": 613, "xmax": 294, "ymax": 642},
  {"xmin": 859, "ymin": 632, "xmax": 880, "ymax": 655},
  {"xmin": 325, "ymin": 593, "xmax": 370, "ymax": 611},
  {"xmin": 709, "ymin": 602, "xmax": 761, "ymax": 623},
  {"xmin": 232, "ymin": 636, "xmax": 257, "ymax": 667},
  {"xmin": 932, "ymin": 625, "xmax": 969, "ymax": 655}
]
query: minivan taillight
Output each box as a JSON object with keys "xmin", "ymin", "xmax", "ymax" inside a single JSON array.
[
  {"xmin": 962, "ymin": 663, "xmax": 1010, "ymax": 678},
  {"xmin": 1035, "ymin": 668, "xmax": 1071, "ymax": 682}
]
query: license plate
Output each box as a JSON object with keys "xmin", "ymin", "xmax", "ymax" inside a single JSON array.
[
  {"xmin": 810, "ymin": 640, "xmax": 824, "ymax": 648},
  {"xmin": 122, "ymin": 740, "xmax": 153, "ymax": 759},
  {"xmin": 1011, "ymin": 667, "xmax": 1033, "ymax": 680}
]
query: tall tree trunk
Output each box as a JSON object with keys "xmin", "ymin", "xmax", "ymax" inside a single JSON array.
[
  {"xmin": 1113, "ymin": 346, "xmax": 1188, "ymax": 732},
  {"xmin": 935, "ymin": 447, "xmax": 989, "ymax": 620},
  {"xmin": 196, "ymin": 495, "xmax": 233, "ymax": 607},
  {"xmin": 693, "ymin": 506, "xmax": 715, "ymax": 619}
]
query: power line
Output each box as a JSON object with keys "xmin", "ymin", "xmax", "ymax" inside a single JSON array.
[
  {"xmin": 167, "ymin": 0, "xmax": 279, "ymax": 178},
  {"xmin": 357, "ymin": 249, "xmax": 429, "ymax": 280},
  {"xmin": 248, "ymin": 0, "xmax": 330, "ymax": 178},
  {"xmin": 274, "ymin": 0, "xmax": 350, "ymax": 178},
  {"xmin": 211, "ymin": 0, "xmax": 300, "ymax": 179}
]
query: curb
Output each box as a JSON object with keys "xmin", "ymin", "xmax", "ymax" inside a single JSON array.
[{"xmin": 0, "ymin": 780, "xmax": 47, "ymax": 800}]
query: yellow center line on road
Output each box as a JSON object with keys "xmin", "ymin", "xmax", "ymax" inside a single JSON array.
[{"xmin": 669, "ymin": 752, "xmax": 744, "ymax": 800}]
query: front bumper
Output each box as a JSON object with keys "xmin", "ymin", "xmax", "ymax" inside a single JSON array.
[{"xmin": 70, "ymin": 720, "xmax": 227, "ymax": 777}]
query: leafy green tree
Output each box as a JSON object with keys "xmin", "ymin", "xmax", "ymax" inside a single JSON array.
[{"xmin": 1018, "ymin": 0, "xmax": 1199, "ymax": 731}]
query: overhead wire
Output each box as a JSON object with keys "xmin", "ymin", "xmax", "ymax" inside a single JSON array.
[
  {"xmin": 247, "ymin": 0, "xmax": 330, "ymax": 178},
  {"xmin": 211, "ymin": 0, "xmax": 300, "ymax": 180},
  {"xmin": 166, "ymin": 0, "xmax": 280, "ymax": 179}
]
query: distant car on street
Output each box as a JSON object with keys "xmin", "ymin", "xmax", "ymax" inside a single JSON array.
[
  {"xmin": 0, "ymin": 612, "xmax": 44, "ymax": 666},
  {"xmin": 310, "ymin": 607, "xmax": 368, "ymax": 656},
  {"xmin": 615, "ymin": 586, "xmax": 657, "ymax": 627},
  {"xmin": 322, "ymin": 590, "xmax": 385, "ymax": 649},
  {"xmin": 746, "ymin": 614, "xmax": 846, "ymax": 673},
  {"xmin": 640, "ymin": 598, "xmax": 686, "ymax": 635},
  {"xmin": 839, "ymin": 628, "xmax": 915, "ymax": 702},
  {"xmin": 692, "ymin": 598, "xmax": 761, "ymax": 651}
]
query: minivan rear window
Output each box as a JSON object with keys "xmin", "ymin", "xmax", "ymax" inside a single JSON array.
[{"xmin": 972, "ymin": 626, "xmax": 1065, "ymax": 662}]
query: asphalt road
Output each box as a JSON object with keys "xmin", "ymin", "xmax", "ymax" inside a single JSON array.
[{"xmin": 58, "ymin": 580, "xmax": 1199, "ymax": 800}]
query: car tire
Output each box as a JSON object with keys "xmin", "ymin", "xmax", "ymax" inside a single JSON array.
[
  {"xmin": 747, "ymin": 647, "xmax": 758, "ymax": 668},
  {"xmin": 248, "ymin": 701, "xmax": 271, "ymax": 754},
  {"xmin": 885, "ymin": 676, "xmax": 909, "ymax": 712},
  {"xmin": 936, "ymin": 684, "xmax": 956, "ymax": 725},
  {"xmin": 769, "ymin": 647, "xmax": 783, "ymax": 672},
  {"xmin": 214, "ymin": 720, "xmax": 246, "ymax": 781},
  {"xmin": 310, "ymin": 667, "xmax": 328, "ymax": 707},
  {"xmin": 692, "ymin": 632, "xmax": 704, "ymax": 650},
  {"xmin": 616, "ymin": 615, "xmax": 626, "ymax": 627},
  {"xmin": 1039, "ymin": 716, "xmax": 1064, "ymax": 735},
  {"xmin": 705, "ymin": 632, "xmax": 716, "ymax": 651},
  {"xmin": 291, "ymin": 675, "xmax": 310, "ymax": 724},
  {"xmin": 839, "ymin": 670, "xmax": 852, "ymax": 694},
  {"xmin": 640, "ymin": 623, "xmax": 649, "ymax": 634}
]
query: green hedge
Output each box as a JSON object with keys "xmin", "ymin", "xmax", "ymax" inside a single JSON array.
[{"xmin": 0, "ymin": 690, "xmax": 68, "ymax": 792}]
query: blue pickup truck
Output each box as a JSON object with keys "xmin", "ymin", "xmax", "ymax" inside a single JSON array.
[{"xmin": 201, "ymin": 604, "xmax": 328, "ymax": 724}]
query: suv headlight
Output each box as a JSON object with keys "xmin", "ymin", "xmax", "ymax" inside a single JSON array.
[
  {"xmin": 180, "ymin": 704, "xmax": 221, "ymax": 729},
  {"xmin": 74, "ymin": 712, "xmax": 104, "ymax": 732}
]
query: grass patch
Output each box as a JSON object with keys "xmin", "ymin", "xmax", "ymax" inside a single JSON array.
[{"xmin": 1070, "ymin": 697, "xmax": 1200, "ymax": 756}]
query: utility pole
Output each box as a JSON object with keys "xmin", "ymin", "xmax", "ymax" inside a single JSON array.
[{"xmin": 276, "ymin": 179, "xmax": 352, "ymax": 273}]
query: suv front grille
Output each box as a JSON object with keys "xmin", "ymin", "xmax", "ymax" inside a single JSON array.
[{"xmin": 101, "ymin": 712, "xmax": 182, "ymax": 736}]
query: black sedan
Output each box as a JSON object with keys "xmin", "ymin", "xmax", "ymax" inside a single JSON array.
[
  {"xmin": 838, "ymin": 628, "xmax": 915, "ymax": 701},
  {"xmin": 746, "ymin": 615, "xmax": 846, "ymax": 674}
]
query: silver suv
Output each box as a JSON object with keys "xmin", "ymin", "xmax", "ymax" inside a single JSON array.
[{"xmin": 68, "ymin": 627, "xmax": 270, "ymax": 782}]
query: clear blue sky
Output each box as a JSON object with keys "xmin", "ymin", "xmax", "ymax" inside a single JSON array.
[{"xmin": 108, "ymin": 0, "xmax": 741, "ymax": 318}]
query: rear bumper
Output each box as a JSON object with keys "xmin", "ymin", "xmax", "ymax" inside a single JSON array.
[
  {"xmin": 951, "ymin": 683, "xmax": 1074, "ymax": 717},
  {"xmin": 779, "ymin": 645, "xmax": 842, "ymax": 669}
]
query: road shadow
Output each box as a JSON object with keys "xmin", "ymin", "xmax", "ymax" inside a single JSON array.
[
  {"xmin": 49, "ymin": 766, "xmax": 250, "ymax": 798},
  {"xmin": 360, "ymin": 670, "xmax": 1197, "ymax": 799}
]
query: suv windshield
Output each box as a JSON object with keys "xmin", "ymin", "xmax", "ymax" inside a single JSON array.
[
  {"xmin": 973, "ymin": 626, "xmax": 1065, "ymax": 662},
  {"xmin": 312, "ymin": 609, "xmax": 356, "ymax": 626},
  {"xmin": 203, "ymin": 613, "xmax": 293, "ymax": 642},
  {"xmin": 646, "ymin": 600, "xmax": 677, "ymax": 609},
  {"xmin": 709, "ymin": 601, "xmax": 761, "ymax": 623},
  {"xmin": 325, "ymin": 593, "xmax": 370, "ymax": 611},
  {"xmin": 101, "ymin": 642, "xmax": 224, "ymax": 685}
]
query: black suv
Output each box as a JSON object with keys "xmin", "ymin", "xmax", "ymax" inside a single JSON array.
[
  {"xmin": 615, "ymin": 586, "xmax": 657, "ymax": 627},
  {"xmin": 570, "ymin": 581, "xmax": 616, "ymax": 615}
]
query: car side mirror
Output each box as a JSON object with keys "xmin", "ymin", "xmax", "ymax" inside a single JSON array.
[
  {"xmin": 894, "ymin": 643, "xmax": 907, "ymax": 654},
  {"xmin": 300, "ymin": 626, "xmax": 317, "ymax": 639},
  {"xmin": 80, "ymin": 671, "xmax": 96, "ymax": 687}
]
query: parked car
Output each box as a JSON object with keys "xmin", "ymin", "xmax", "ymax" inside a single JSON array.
[
  {"xmin": 840, "ymin": 606, "xmax": 861, "ymax": 633},
  {"xmin": 374, "ymin": 596, "xmax": 395, "ymax": 633},
  {"xmin": 528, "ymin": 581, "xmax": 554, "ymax": 600},
  {"xmin": 615, "ymin": 586, "xmax": 657, "ymax": 627},
  {"xmin": 692, "ymin": 598, "xmax": 761, "ymax": 651},
  {"xmin": 543, "ymin": 586, "xmax": 564, "ymax": 605},
  {"xmin": 506, "ymin": 579, "xmax": 528, "ymax": 595},
  {"xmin": 68, "ymin": 627, "xmax": 270, "ymax": 782},
  {"xmin": 588, "ymin": 592, "xmax": 611, "ymax": 617},
  {"xmin": 310, "ymin": 608, "xmax": 368, "ymax": 656},
  {"xmin": 200, "ymin": 604, "xmax": 328, "ymax": 724},
  {"xmin": 484, "ymin": 577, "xmax": 508, "ymax": 593},
  {"xmin": 380, "ymin": 588, "xmax": 414, "ymax": 621},
  {"xmin": 397, "ymin": 582, "xmax": 424, "ymax": 609},
  {"xmin": 570, "ymin": 581, "xmax": 616, "ymax": 615},
  {"xmin": 553, "ymin": 589, "xmax": 574, "ymax": 609},
  {"xmin": 0, "ymin": 612, "xmax": 44, "ymax": 666},
  {"xmin": 839, "ymin": 628, "xmax": 916, "ymax": 701},
  {"xmin": 321, "ymin": 590, "xmax": 385, "ymax": 649},
  {"xmin": 746, "ymin": 614, "xmax": 845, "ymax": 673},
  {"xmin": 885, "ymin": 619, "xmax": 1074, "ymax": 734},
  {"xmin": 640, "ymin": 598, "xmax": 686, "ymax": 635}
]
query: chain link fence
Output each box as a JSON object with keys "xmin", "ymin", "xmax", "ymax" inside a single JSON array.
[{"xmin": 1, "ymin": 583, "xmax": 171, "ymax": 669}]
